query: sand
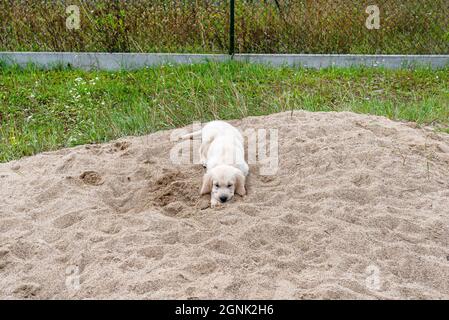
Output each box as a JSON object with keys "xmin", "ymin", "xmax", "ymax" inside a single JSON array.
[{"xmin": 1, "ymin": 111, "xmax": 449, "ymax": 299}]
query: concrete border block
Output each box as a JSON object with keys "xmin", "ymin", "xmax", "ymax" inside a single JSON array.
[
  {"xmin": 234, "ymin": 54, "xmax": 449, "ymax": 69},
  {"xmin": 0, "ymin": 52, "xmax": 230, "ymax": 70},
  {"xmin": 0, "ymin": 52, "xmax": 447, "ymax": 70}
]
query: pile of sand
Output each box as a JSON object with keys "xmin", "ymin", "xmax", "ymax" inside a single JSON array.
[{"xmin": 1, "ymin": 111, "xmax": 448, "ymax": 299}]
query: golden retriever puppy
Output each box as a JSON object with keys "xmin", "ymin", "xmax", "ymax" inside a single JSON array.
[{"xmin": 181, "ymin": 121, "xmax": 248, "ymax": 207}]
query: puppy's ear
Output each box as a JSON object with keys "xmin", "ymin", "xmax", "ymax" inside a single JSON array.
[
  {"xmin": 200, "ymin": 173, "xmax": 213, "ymax": 195},
  {"xmin": 235, "ymin": 172, "xmax": 246, "ymax": 196}
]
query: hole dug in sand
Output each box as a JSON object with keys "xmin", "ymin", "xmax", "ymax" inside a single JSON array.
[
  {"xmin": 149, "ymin": 168, "xmax": 208, "ymax": 215},
  {"xmin": 80, "ymin": 171, "xmax": 104, "ymax": 186}
]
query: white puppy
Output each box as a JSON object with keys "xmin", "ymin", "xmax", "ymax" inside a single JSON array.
[{"xmin": 181, "ymin": 121, "xmax": 248, "ymax": 207}]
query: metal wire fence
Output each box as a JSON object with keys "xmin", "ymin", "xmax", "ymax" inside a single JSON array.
[
  {"xmin": 0, "ymin": 0, "xmax": 229, "ymax": 53},
  {"xmin": 0, "ymin": 0, "xmax": 447, "ymax": 54},
  {"xmin": 236, "ymin": 0, "xmax": 449, "ymax": 54}
]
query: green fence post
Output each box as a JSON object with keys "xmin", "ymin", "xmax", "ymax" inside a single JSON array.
[{"xmin": 229, "ymin": 0, "xmax": 235, "ymax": 56}]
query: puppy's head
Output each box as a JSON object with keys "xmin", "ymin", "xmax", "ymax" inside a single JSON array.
[{"xmin": 200, "ymin": 165, "xmax": 246, "ymax": 204}]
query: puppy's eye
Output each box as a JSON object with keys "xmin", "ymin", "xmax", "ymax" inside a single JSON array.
[
  {"xmin": 227, "ymin": 184, "xmax": 232, "ymax": 188},
  {"xmin": 214, "ymin": 183, "xmax": 219, "ymax": 188}
]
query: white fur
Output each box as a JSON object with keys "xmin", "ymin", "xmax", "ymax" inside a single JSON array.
[{"xmin": 181, "ymin": 121, "xmax": 248, "ymax": 207}]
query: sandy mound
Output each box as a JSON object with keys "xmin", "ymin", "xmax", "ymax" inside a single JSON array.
[{"xmin": 1, "ymin": 111, "xmax": 449, "ymax": 299}]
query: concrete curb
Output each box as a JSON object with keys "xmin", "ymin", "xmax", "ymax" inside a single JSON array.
[
  {"xmin": 0, "ymin": 52, "xmax": 447, "ymax": 70},
  {"xmin": 235, "ymin": 54, "xmax": 449, "ymax": 69}
]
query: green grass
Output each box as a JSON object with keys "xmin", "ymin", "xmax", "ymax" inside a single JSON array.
[{"xmin": 0, "ymin": 62, "xmax": 448, "ymax": 163}]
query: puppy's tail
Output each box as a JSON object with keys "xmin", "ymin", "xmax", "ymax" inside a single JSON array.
[{"xmin": 179, "ymin": 130, "xmax": 202, "ymax": 140}]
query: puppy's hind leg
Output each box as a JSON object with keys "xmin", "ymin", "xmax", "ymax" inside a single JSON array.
[{"xmin": 179, "ymin": 130, "xmax": 202, "ymax": 141}]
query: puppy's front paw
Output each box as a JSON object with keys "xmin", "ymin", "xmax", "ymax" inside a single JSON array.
[{"xmin": 210, "ymin": 199, "xmax": 220, "ymax": 208}]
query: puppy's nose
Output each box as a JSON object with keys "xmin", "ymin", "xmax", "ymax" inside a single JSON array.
[{"xmin": 219, "ymin": 195, "xmax": 228, "ymax": 203}]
